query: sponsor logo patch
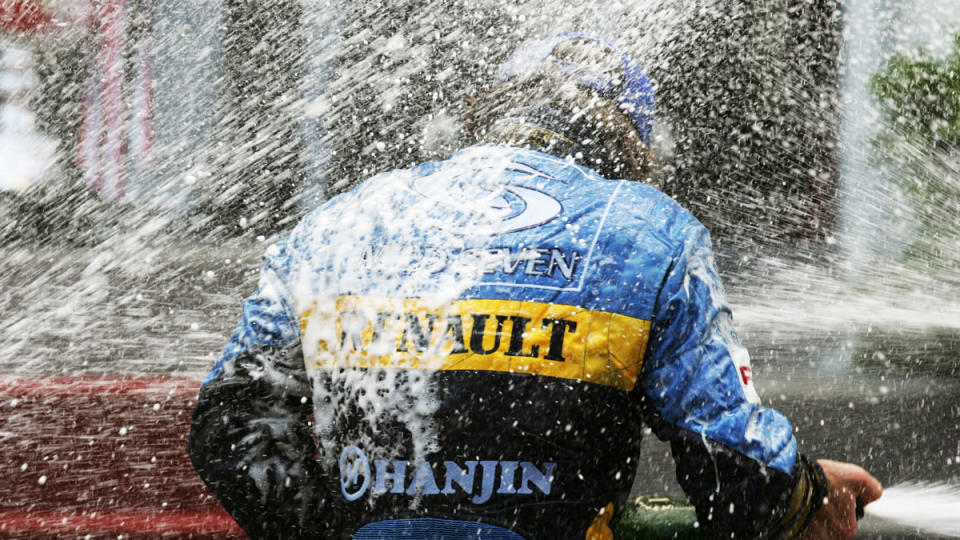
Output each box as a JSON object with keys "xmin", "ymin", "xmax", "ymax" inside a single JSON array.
[
  {"xmin": 409, "ymin": 166, "xmax": 563, "ymax": 236},
  {"xmin": 300, "ymin": 296, "xmax": 650, "ymax": 391},
  {"xmin": 338, "ymin": 445, "xmax": 556, "ymax": 504},
  {"xmin": 358, "ymin": 244, "xmax": 582, "ymax": 282},
  {"xmin": 489, "ymin": 184, "xmax": 562, "ymax": 234},
  {"xmin": 339, "ymin": 445, "xmax": 372, "ymax": 501}
]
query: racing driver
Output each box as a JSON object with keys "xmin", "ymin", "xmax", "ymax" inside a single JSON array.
[{"xmin": 189, "ymin": 32, "xmax": 882, "ymax": 539}]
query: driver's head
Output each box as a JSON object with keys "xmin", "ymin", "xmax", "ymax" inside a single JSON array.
[{"xmin": 466, "ymin": 32, "xmax": 656, "ymax": 181}]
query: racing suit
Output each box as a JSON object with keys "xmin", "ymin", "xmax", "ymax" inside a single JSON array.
[{"xmin": 189, "ymin": 145, "xmax": 826, "ymax": 539}]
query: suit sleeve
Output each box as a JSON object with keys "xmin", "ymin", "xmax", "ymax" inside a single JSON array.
[
  {"xmin": 640, "ymin": 223, "xmax": 827, "ymax": 539},
  {"xmin": 188, "ymin": 241, "xmax": 337, "ymax": 538}
]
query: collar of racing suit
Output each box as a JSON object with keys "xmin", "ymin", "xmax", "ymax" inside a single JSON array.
[{"xmin": 481, "ymin": 105, "xmax": 603, "ymax": 170}]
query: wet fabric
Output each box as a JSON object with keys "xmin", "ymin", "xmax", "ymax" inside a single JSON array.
[
  {"xmin": 191, "ymin": 145, "xmax": 824, "ymax": 539},
  {"xmin": 353, "ymin": 517, "xmax": 527, "ymax": 539}
]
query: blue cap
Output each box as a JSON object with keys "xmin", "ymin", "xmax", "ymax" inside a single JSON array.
[{"xmin": 496, "ymin": 32, "xmax": 656, "ymax": 145}]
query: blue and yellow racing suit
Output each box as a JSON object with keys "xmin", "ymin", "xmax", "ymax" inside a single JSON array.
[{"xmin": 189, "ymin": 145, "xmax": 826, "ymax": 539}]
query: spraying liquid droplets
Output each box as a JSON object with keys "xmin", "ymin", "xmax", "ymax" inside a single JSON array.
[{"xmin": 866, "ymin": 482, "xmax": 960, "ymax": 537}]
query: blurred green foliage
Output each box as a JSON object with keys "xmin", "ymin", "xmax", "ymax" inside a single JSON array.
[
  {"xmin": 870, "ymin": 33, "xmax": 960, "ymax": 274},
  {"xmin": 617, "ymin": 497, "xmax": 701, "ymax": 539},
  {"xmin": 871, "ymin": 33, "xmax": 960, "ymax": 145}
]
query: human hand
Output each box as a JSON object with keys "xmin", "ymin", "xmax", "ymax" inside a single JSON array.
[{"xmin": 799, "ymin": 459, "xmax": 883, "ymax": 540}]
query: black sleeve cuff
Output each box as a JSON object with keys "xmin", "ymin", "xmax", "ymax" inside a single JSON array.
[{"xmin": 777, "ymin": 455, "xmax": 829, "ymax": 539}]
